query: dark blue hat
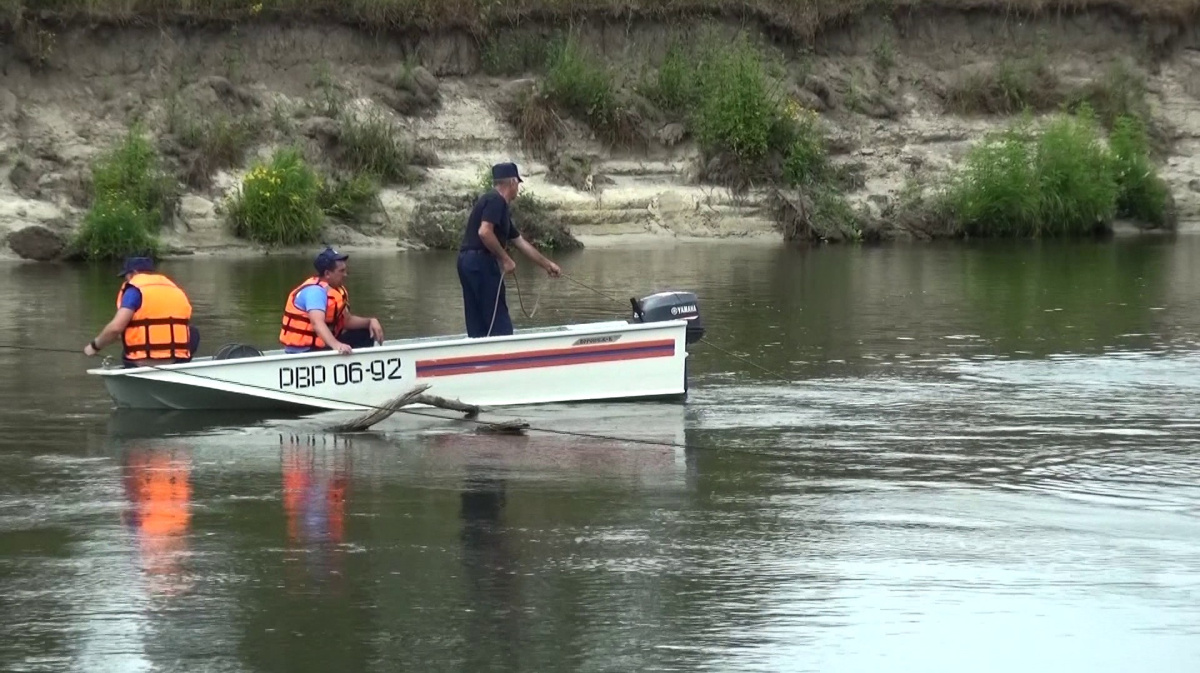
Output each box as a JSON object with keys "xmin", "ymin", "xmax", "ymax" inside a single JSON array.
[
  {"xmin": 314, "ymin": 246, "xmax": 349, "ymax": 274},
  {"xmin": 117, "ymin": 256, "xmax": 155, "ymax": 276},
  {"xmin": 491, "ymin": 162, "xmax": 523, "ymax": 183}
]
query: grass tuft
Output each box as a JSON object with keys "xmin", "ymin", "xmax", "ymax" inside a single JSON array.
[
  {"xmin": 332, "ymin": 111, "xmax": 423, "ymax": 185},
  {"xmin": 1031, "ymin": 105, "xmax": 1118, "ymax": 235},
  {"xmin": 90, "ymin": 126, "xmax": 178, "ymax": 227},
  {"xmin": 945, "ymin": 57, "xmax": 1061, "ymax": 115},
  {"xmin": 1109, "ymin": 114, "xmax": 1173, "ymax": 227},
  {"xmin": 503, "ymin": 85, "xmax": 567, "ymax": 155},
  {"xmin": 73, "ymin": 199, "xmax": 162, "ymax": 261},
  {"xmin": 226, "ymin": 147, "xmax": 324, "ymax": 245},
  {"xmin": 72, "ymin": 126, "xmax": 176, "ymax": 260},
  {"xmin": 318, "ymin": 171, "xmax": 381, "ymax": 221},
  {"xmin": 480, "ymin": 30, "xmax": 562, "ymax": 76},
  {"xmin": 540, "ymin": 35, "xmax": 645, "ymax": 148},
  {"xmin": 166, "ymin": 100, "xmax": 262, "ymax": 188},
  {"xmin": 943, "ymin": 106, "xmax": 1170, "ymax": 237}
]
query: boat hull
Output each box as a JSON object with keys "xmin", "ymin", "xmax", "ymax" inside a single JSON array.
[{"xmin": 89, "ymin": 320, "xmax": 692, "ymax": 411}]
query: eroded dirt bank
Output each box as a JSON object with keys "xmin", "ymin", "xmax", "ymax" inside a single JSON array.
[{"xmin": 3, "ymin": 7, "xmax": 1200, "ymax": 259}]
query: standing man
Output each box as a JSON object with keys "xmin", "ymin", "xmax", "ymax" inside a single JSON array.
[
  {"xmin": 84, "ymin": 256, "xmax": 198, "ymax": 368},
  {"xmin": 279, "ymin": 246, "xmax": 384, "ymax": 355},
  {"xmin": 457, "ymin": 162, "xmax": 561, "ymax": 338}
]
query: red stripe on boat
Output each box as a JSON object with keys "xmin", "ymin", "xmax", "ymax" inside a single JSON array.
[{"xmin": 415, "ymin": 338, "xmax": 676, "ymax": 377}]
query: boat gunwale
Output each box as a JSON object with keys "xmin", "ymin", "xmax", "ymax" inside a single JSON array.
[{"xmin": 86, "ymin": 318, "xmax": 691, "ymax": 377}]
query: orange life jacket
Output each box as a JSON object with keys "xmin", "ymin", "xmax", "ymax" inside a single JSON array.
[
  {"xmin": 279, "ymin": 277, "xmax": 348, "ymax": 349},
  {"xmin": 119, "ymin": 273, "xmax": 193, "ymax": 362}
]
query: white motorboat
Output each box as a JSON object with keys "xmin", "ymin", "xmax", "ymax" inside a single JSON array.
[{"xmin": 88, "ymin": 290, "xmax": 706, "ymax": 411}]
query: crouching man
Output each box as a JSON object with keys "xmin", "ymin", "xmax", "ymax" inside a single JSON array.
[{"xmin": 279, "ymin": 247, "xmax": 384, "ymax": 355}]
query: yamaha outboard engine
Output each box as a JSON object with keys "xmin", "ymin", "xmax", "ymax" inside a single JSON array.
[{"xmin": 630, "ymin": 291, "xmax": 705, "ymax": 344}]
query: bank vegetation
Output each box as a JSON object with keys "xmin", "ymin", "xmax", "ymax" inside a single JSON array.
[
  {"xmin": 14, "ymin": 0, "xmax": 1181, "ymax": 258},
  {"xmin": 6, "ymin": 0, "xmax": 1200, "ymax": 34}
]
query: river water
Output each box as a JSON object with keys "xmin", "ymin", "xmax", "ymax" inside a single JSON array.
[{"xmin": 1, "ymin": 237, "xmax": 1199, "ymax": 672}]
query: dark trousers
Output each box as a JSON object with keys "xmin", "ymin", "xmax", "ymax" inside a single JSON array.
[
  {"xmin": 457, "ymin": 249, "xmax": 512, "ymax": 338},
  {"xmin": 308, "ymin": 328, "xmax": 377, "ymax": 351},
  {"xmin": 122, "ymin": 326, "xmax": 201, "ymax": 368},
  {"xmin": 337, "ymin": 328, "xmax": 376, "ymax": 349}
]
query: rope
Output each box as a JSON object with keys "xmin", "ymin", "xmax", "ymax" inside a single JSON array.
[
  {"xmin": 558, "ymin": 272, "xmax": 796, "ymax": 384},
  {"xmin": 486, "ymin": 262, "xmax": 541, "ymax": 337},
  {"xmin": 511, "ymin": 270, "xmax": 540, "ymax": 319}
]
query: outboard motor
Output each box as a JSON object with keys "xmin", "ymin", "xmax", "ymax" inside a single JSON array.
[{"xmin": 630, "ymin": 291, "xmax": 705, "ymax": 344}]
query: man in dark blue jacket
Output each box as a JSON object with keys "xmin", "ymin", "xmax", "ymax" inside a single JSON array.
[{"xmin": 457, "ymin": 162, "xmax": 561, "ymax": 338}]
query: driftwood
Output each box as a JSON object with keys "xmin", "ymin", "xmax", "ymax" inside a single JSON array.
[
  {"xmin": 327, "ymin": 384, "xmax": 523, "ymax": 434},
  {"xmin": 412, "ymin": 393, "xmax": 480, "ymax": 419},
  {"xmin": 474, "ymin": 420, "xmax": 530, "ymax": 435},
  {"xmin": 327, "ymin": 384, "xmax": 432, "ymax": 432}
]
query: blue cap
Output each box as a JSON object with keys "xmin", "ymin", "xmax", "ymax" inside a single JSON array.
[
  {"xmin": 314, "ymin": 246, "xmax": 349, "ymax": 274},
  {"xmin": 117, "ymin": 256, "xmax": 155, "ymax": 276},
  {"xmin": 491, "ymin": 162, "xmax": 523, "ymax": 183}
]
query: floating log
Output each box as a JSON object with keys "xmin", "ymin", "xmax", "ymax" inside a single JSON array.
[
  {"xmin": 327, "ymin": 384, "xmax": 432, "ymax": 432},
  {"xmin": 412, "ymin": 393, "xmax": 480, "ymax": 419},
  {"xmin": 327, "ymin": 384, "xmax": 524, "ymax": 434},
  {"xmin": 474, "ymin": 420, "xmax": 530, "ymax": 435}
]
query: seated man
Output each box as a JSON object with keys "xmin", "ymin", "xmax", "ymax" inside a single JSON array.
[
  {"xmin": 83, "ymin": 256, "xmax": 199, "ymax": 368},
  {"xmin": 279, "ymin": 247, "xmax": 384, "ymax": 355}
]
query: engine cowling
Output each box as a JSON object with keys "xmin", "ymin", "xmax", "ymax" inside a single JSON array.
[{"xmin": 630, "ymin": 291, "xmax": 705, "ymax": 344}]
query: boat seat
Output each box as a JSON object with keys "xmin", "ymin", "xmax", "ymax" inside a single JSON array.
[{"xmin": 213, "ymin": 343, "xmax": 264, "ymax": 360}]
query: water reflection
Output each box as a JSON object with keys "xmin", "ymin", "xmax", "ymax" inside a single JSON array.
[
  {"xmin": 281, "ymin": 438, "xmax": 350, "ymax": 591},
  {"xmin": 4, "ymin": 240, "xmax": 1200, "ymax": 672},
  {"xmin": 458, "ymin": 471, "xmax": 522, "ymax": 669},
  {"xmin": 120, "ymin": 446, "xmax": 193, "ymax": 597},
  {"xmin": 107, "ymin": 409, "xmax": 296, "ymax": 439}
]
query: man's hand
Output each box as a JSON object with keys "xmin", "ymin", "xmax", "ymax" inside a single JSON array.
[
  {"xmin": 501, "ymin": 256, "xmax": 517, "ymax": 274},
  {"xmin": 332, "ymin": 340, "xmax": 353, "ymax": 355},
  {"xmin": 368, "ymin": 318, "xmax": 385, "ymax": 344},
  {"xmin": 544, "ymin": 261, "xmax": 561, "ymax": 278},
  {"xmin": 84, "ymin": 341, "xmax": 98, "ymax": 357}
]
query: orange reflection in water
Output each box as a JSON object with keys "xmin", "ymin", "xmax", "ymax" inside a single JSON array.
[
  {"xmin": 121, "ymin": 447, "xmax": 192, "ymax": 596},
  {"xmin": 281, "ymin": 440, "xmax": 351, "ymax": 589}
]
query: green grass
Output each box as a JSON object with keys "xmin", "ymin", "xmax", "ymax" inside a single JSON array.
[
  {"xmin": 90, "ymin": 126, "xmax": 178, "ymax": 227},
  {"xmin": 226, "ymin": 147, "xmax": 324, "ymax": 245},
  {"xmin": 480, "ymin": 30, "xmax": 563, "ymax": 76},
  {"xmin": 72, "ymin": 126, "xmax": 177, "ymax": 260},
  {"xmin": 1067, "ymin": 61, "xmax": 1152, "ymax": 130},
  {"xmin": 318, "ymin": 171, "xmax": 381, "ymax": 221},
  {"xmin": 1065, "ymin": 60, "xmax": 1170, "ymax": 152},
  {"xmin": 333, "ymin": 112, "xmax": 423, "ymax": 185},
  {"xmin": 15, "ymin": 1, "xmax": 1200, "ymax": 36},
  {"xmin": 945, "ymin": 56, "xmax": 1062, "ymax": 116},
  {"xmin": 944, "ymin": 106, "xmax": 1170, "ymax": 237},
  {"xmin": 1109, "ymin": 115, "xmax": 1172, "ymax": 226},
  {"xmin": 166, "ymin": 101, "xmax": 263, "ymax": 188},
  {"xmin": 646, "ymin": 34, "xmax": 788, "ymax": 162},
  {"xmin": 1032, "ymin": 106, "xmax": 1118, "ymax": 235},
  {"xmin": 542, "ymin": 36, "xmax": 642, "ymax": 148},
  {"xmin": 640, "ymin": 31, "xmax": 855, "ymax": 237},
  {"xmin": 72, "ymin": 198, "xmax": 162, "ymax": 260}
]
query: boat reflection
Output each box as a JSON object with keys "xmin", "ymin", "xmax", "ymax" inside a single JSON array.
[
  {"xmin": 107, "ymin": 408, "xmax": 309, "ymax": 439},
  {"xmin": 120, "ymin": 445, "xmax": 193, "ymax": 597}
]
